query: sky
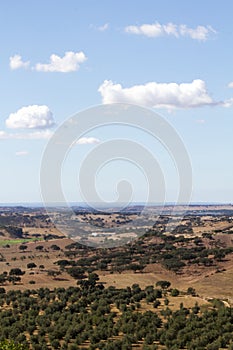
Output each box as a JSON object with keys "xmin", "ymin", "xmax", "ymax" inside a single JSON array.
[{"xmin": 1, "ymin": 0, "xmax": 233, "ymax": 204}]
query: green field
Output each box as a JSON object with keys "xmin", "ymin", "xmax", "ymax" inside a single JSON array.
[{"xmin": 0, "ymin": 238, "xmax": 41, "ymax": 246}]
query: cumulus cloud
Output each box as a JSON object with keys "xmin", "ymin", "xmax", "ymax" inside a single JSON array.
[
  {"xmin": 15, "ymin": 150, "xmax": 29, "ymax": 156},
  {"xmin": 125, "ymin": 22, "xmax": 216, "ymax": 41},
  {"xmin": 98, "ymin": 79, "xmax": 220, "ymax": 109},
  {"xmin": 228, "ymin": 82, "xmax": 233, "ymax": 88},
  {"xmin": 6, "ymin": 105, "xmax": 55, "ymax": 130},
  {"xmin": 76, "ymin": 137, "xmax": 100, "ymax": 145},
  {"xmin": 35, "ymin": 51, "xmax": 87, "ymax": 72},
  {"xmin": 9, "ymin": 54, "xmax": 30, "ymax": 70}
]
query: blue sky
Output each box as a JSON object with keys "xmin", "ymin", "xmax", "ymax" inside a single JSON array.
[{"xmin": 1, "ymin": 0, "xmax": 233, "ymax": 204}]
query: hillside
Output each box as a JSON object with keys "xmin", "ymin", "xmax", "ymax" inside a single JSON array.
[{"xmin": 0, "ymin": 206, "xmax": 232, "ymax": 302}]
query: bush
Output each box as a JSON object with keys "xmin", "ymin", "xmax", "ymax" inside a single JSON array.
[
  {"xmin": 9, "ymin": 268, "xmax": 24, "ymax": 276},
  {"xmin": 171, "ymin": 288, "xmax": 179, "ymax": 297},
  {"xmin": 156, "ymin": 281, "xmax": 171, "ymax": 289},
  {"xmin": 187, "ymin": 287, "xmax": 196, "ymax": 296},
  {"xmin": 50, "ymin": 245, "xmax": 61, "ymax": 251},
  {"xmin": 27, "ymin": 263, "xmax": 37, "ymax": 269},
  {"xmin": 153, "ymin": 300, "xmax": 161, "ymax": 308}
]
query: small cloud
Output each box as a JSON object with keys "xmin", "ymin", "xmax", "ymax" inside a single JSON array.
[
  {"xmin": 0, "ymin": 130, "xmax": 53, "ymax": 140},
  {"xmin": 0, "ymin": 133, "xmax": 100, "ymax": 143},
  {"xmin": 76, "ymin": 137, "xmax": 100, "ymax": 145},
  {"xmin": 97, "ymin": 23, "xmax": 109, "ymax": 31},
  {"xmin": 222, "ymin": 97, "xmax": 233, "ymax": 108},
  {"xmin": 90, "ymin": 23, "xmax": 109, "ymax": 32},
  {"xmin": 6, "ymin": 105, "xmax": 55, "ymax": 130},
  {"xmin": 35, "ymin": 51, "xmax": 87, "ymax": 73},
  {"xmin": 125, "ymin": 22, "xmax": 178, "ymax": 38},
  {"xmin": 0, "ymin": 131, "xmax": 7, "ymax": 139},
  {"xmin": 15, "ymin": 150, "xmax": 29, "ymax": 156},
  {"xmin": 9, "ymin": 54, "xmax": 30, "ymax": 70},
  {"xmin": 125, "ymin": 21, "xmax": 216, "ymax": 41},
  {"xmin": 179, "ymin": 24, "xmax": 216, "ymax": 41},
  {"xmin": 196, "ymin": 119, "xmax": 205, "ymax": 124},
  {"xmin": 228, "ymin": 82, "xmax": 233, "ymax": 88}
]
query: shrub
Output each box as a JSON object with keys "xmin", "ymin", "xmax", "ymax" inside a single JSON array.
[
  {"xmin": 27, "ymin": 263, "xmax": 37, "ymax": 269},
  {"xmin": 171, "ymin": 288, "xmax": 179, "ymax": 297}
]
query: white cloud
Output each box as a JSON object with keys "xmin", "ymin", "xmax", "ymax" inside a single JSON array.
[
  {"xmin": 125, "ymin": 22, "xmax": 216, "ymax": 41},
  {"xmin": 76, "ymin": 137, "xmax": 100, "ymax": 145},
  {"xmin": 98, "ymin": 79, "xmax": 219, "ymax": 109},
  {"xmin": 9, "ymin": 54, "xmax": 30, "ymax": 70},
  {"xmin": 90, "ymin": 23, "xmax": 109, "ymax": 31},
  {"xmin": 15, "ymin": 150, "xmax": 29, "ymax": 156},
  {"xmin": 35, "ymin": 51, "xmax": 87, "ymax": 72},
  {"xmin": 97, "ymin": 23, "xmax": 109, "ymax": 31},
  {"xmin": 0, "ymin": 131, "xmax": 7, "ymax": 139},
  {"xmin": 125, "ymin": 22, "xmax": 178, "ymax": 38},
  {"xmin": 0, "ymin": 131, "xmax": 102, "ymax": 143},
  {"xmin": 222, "ymin": 98, "xmax": 233, "ymax": 108},
  {"xmin": 228, "ymin": 82, "xmax": 233, "ymax": 88},
  {"xmin": 0, "ymin": 130, "xmax": 53, "ymax": 140},
  {"xmin": 6, "ymin": 105, "xmax": 55, "ymax": 129},
  {"xmin": 179, "ymin": 25, "xmax": 216, "ymax": 41}
]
